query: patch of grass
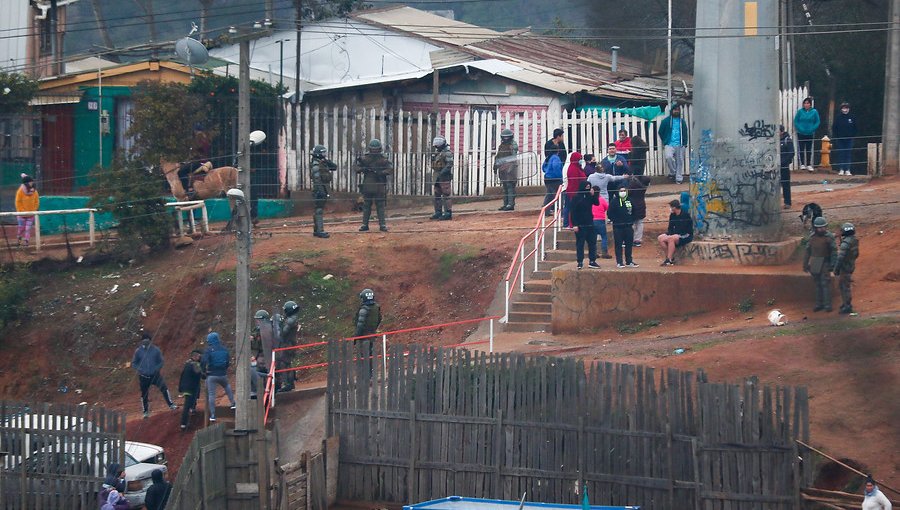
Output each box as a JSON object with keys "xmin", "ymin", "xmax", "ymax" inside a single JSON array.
[
  {"xmin": 209, "ymin": 268, "xmax": 236, "ymax": 286},
  {"xmin": 435, "ymin": 247, "xmax": 478, "ymax": 282},
  {"xmin": 293, "ymin": 270, "xmax": 354, "ymax": 339},
  {"xmin": 736, "ymin": 297, "xmax": 754, "ymax": 313},
  {"xmin": 0, "ymin": 269, "xmax": 34, "ymax": 331},
  {"xmin": 692, "ymin": 338, "xmax": 729, "ymax": 352},
  {"xmin": 771, "ymin": 315, "xmax": 898, "ymax": 337},
  {"xmin": 616, "ymin": 319, "xmax": 661, "ymax": 335}
]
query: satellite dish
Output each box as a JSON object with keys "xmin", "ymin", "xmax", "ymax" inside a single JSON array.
[{"xmin": 175, "ymin": 37, "xmax": 209, "ymax": 65}]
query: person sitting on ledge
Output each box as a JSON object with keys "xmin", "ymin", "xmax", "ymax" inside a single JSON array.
[{"xmin": 658, "ymin": 199, "xmax": 693, "ymax": 266}]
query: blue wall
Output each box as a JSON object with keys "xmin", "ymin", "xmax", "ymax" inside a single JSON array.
[{"xmin": 35, "ymin": 196, "xmax": 293, "ymax": 235}]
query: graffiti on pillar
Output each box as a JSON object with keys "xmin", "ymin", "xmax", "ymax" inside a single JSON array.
[
  {"xmin": 683, "ymin": 242, "xmax": 781, "ymax": 264},
  {"xmin": 690, "ymin": 129, "xmax": 715, "ymax": 232},
  {"xmin": 738, "ymin": 120, "xmax": 777, "ymax": 141}
]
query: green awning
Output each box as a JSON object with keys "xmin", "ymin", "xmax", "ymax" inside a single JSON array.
[{"xmin": 575, "ymin": 105, "xmax": 663, "ymax": 121}]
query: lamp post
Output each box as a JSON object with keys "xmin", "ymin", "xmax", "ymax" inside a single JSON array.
[{"xmin": 276, "ymin": 38, "xmax": 291, "ymax": 92}]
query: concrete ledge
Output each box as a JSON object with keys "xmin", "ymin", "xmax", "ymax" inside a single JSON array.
[
  {"xmin": 677, "ymin": 237, "xmax": 801, "ymax": 266},
  {"xmin": 550, "ymin": 263, "xmax": 813, "ymax": 334}
]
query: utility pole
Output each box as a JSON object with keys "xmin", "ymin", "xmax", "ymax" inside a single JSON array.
[
  {"xmin": 235, "ymin": 39, "xmax": 252, "ymax": 431},
  {"xmin": 882, "ymin": 0, "xmax": 900, "ymax": 176},
  {"xmin": 667, "ymin": 0, "xmax": 672, "ymax": 106}
]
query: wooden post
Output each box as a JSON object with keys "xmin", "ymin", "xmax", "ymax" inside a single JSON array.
[
  {"xmin": 493, "ymin": 409, "xmax": 502, "ymax": 496},
  {"xmin": 89, "ymin": 211, "xmax": 95, "ymax": 247},
  {"xmin": 667, "ymin": 422, "xmax": 675, "ymax": 509},
  {"xmin": 34, "ymin": 215, "xmax": 41, "ymax": 251},
  {"xmin": 692, "ymin": 438, "xmax": 702, "ymax": 510},
  {"xmin": 235, "ymin": 38, "xmax": 252, "ymax": 432},
  {"xmin": 407, "ymin": 399, "xmax": 417, "ymax": 501},
  {"xmin": 432, "ymin": 70, "xmax": 439, "ymax": 115}
]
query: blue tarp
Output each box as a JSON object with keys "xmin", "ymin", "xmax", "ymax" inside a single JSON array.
[{"xmin": 404, "ymin": 496, "xmax": 639, "ymax": 510}]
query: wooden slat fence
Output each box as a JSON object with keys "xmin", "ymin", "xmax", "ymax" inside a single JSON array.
[
  {"xmin": 285, "ymin": 88, "xmax": 808, "ymax": 197},
  {"xmin": 0, "ymin": 401, "xmax": 126, "ymax": 510},
  {"xmin": 326, "ymin": 343, "xmax": 811, "ymax": 510},
  {"xmin": 167, "ymin": 423, "xmax": 227, "ymax": 510}
]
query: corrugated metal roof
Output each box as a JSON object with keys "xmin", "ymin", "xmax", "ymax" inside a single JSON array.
[
  {"xmin": 429, "ymin": 49, "xmax": 474, "ymax": 68},
  {"xmin": 309, "ymin": 70, "xmax": 432, "ymax": 93},
  {"xmin": 354, "ymin": 7, "xmax": 502, "ymax": 46}
]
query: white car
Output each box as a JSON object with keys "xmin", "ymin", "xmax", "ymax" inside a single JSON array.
[{"xmin": 120, "ymin": 441, "xmax": 169, "ymax": 508}]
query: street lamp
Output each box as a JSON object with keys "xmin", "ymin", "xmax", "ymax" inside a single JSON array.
[{"xmin": 276, "ymin": 39, "xmax": 291, "ymax": 92}]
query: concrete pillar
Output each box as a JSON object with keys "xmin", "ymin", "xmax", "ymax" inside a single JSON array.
[
  {"xmin": 690, "ymin": 0, "xmax": 782, "ymax": 241},
  {"xmin": 882, "ymin": 0, "xmax": 900, "ymax": 176}
]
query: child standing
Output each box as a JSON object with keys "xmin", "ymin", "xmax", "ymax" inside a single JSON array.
[{"xmin": 15, "ymin": 174, "xmax": 39, "ymax": 246}]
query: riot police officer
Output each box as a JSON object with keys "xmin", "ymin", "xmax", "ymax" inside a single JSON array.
[
  {"xmin": 494, "ymin": 128, "xmax": 519, "ymax": 211},
  {"xmin": 833, "ymin": 222, "xmax": 860, "ymax": 314},
  {"xmin": 353, "ymin": 289, "xmax": 382, "ymax": 373},
  {"xmin": 273, "ymin": 300, "xmax": 300, "ymax": 392},
  {"xmin": 802, "ymin": 216, "xmax": 837, "ymax": 312},
  {"xmin": 310, "ymin": 145, "xmax": 337, "ymax": 238},
  {"xmin": 249, "ymin": 309, "xmax": 275, "ymax": 398},
  {"xmin": 355, "ymin": 139, "xmax": 393, "ymax": 232},
  {"xmin": 430, "ymin": 136, "xmax": 453, "ymax": 220}
]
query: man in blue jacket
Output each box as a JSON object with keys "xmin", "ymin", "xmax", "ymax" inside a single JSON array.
[
  {"xmin": 599, "ymin": 143, "xmax": 630, "ymax": 176},
  {"xmin": 131, "ymin": 333, "xmax": 177, "ymax": 419},
  {"xmin": 657, "ymin": 104, "xmax": 688, "ymax": 184},
  {"xmin": 202, "ymin": 332, "xmax": 236, "ymax": 422}
]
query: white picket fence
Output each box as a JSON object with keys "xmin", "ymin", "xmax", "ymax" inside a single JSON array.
[{"xmin": 284, "ymin": 86, "xmax": 808, "ymax": 196}]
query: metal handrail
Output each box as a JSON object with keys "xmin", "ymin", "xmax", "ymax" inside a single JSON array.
[{"xmin": 500, "ymin": 184, "xmax": 564, "ymax": 322}]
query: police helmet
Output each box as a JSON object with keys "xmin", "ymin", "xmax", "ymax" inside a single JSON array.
[
  {"xmin": 500, "ymin": 128, "xmax": 514, "ymax": 141},
  {"xmin": 311, "ymin": 145, "xmax": 328, "ymax": 158},
  {"xmin": 359, "ymin": 288, "xmax": 375, "ymax": 302},
  {"xmin": 842, "ymin": 222, "xmax": 855, "ymax": 235},
  {"xmin": 813, "ymin": 217, "xmax": 827, "ymax": 228},
  {"xmin": 254, "ymin": 309, "xmax": 270, "ymax": 320},
  {"xmin": 368, "ymin": 139, "xmax": 382, "ymax": 154},
  {"xmin": 432, "ymin": 136, "xmax": 447, "ymax": 149},
  {"xmin": 283, "ymin": 300, "xmax": 299, "ymax": 316}
]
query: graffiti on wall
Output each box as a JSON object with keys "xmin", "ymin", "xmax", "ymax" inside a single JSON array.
[
  {"xmin": 682, "ymin": 242, "xmax": 784, "ymax": 265},
  {"xmin": 738, "ymin": 120, "xmax": 777, "ymax": 141},
  {"xmin": 690, "ymin": 124, "xmax": 780, "ymax": 236}
]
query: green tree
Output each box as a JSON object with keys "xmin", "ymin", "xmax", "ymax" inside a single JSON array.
[
  {"xmin": 87, "ymin": 156, "xmax": 173, "ymax": 257},
  {"xmin": 128, "ymin": 80, "xmax": 205, "ymax": 165},
  {"xmin": 0, "ymin": 72, "xmax": 39, "ymax": 114}
]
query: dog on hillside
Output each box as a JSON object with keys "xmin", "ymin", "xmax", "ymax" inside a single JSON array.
[{"xmin": 800, "ymin": 203, "xmax": 823, "ymax": 229}]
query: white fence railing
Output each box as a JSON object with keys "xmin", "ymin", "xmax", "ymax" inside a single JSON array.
[
  {"xmin": 0, "ymin": 209, "xmax": 96, "ymax": 251},
  {"xmin": 285, "ymin": 86, "xmax": 809, "ymax": 196}
]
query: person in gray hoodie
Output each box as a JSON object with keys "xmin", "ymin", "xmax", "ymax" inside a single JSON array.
[
  {"xmin": 131, "ymin": 333, "xmax": 177, "ymax": 419},
  {"xmin": 202, "ymin": 332, "xmax": 236, "ymax": 422}
]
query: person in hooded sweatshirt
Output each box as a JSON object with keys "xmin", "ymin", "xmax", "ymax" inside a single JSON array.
[
  {"xmin": 15, "ymin": 173, "xmax": 39, "ymax": 246},
  {"xmin": 131, "ymin": 333, "xmax": 177, "ymax": 419},
  {"xmin": 570, "ymin": 181, "xmax": 600, "ymax": 269},
  {"xmin": 627, "ymin": 175, "xmax": 651, "ymax": 247},
  {"xmin": 100, "ymin": 488, "xmax": 130, "ymax": 510},
  {"xmin": 144, "ymin": 469, "xmax": 171, "ymax": 510},
  {"xmin": 563, "ymin": 151, "xmax": 586, "ymax": 228},
  {"xmin": 202, "ymin": 332, "xmax": 236, "ymax": 422}
]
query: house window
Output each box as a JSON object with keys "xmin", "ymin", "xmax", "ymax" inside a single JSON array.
[{"xmin": 39, "ymin": 17, "xmax": 53, "ymax": 56}]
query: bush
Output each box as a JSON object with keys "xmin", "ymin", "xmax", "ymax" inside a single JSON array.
[
  {"xmin": 87, "ymin": 156, "xmax": 173, "ymax": 257},
  {"xmin": 0, "ymin": 269, "xmax": 33, "ymax": 330}
]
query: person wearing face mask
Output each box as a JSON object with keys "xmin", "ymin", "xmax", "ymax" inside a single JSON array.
[
  {"xmin": 15, "ymin": 173, "xmax": 40, "ymax": 247},
  {"xmin": 658, "ymin": 104, "xmax": 688, "ymax": 183},
  {"xmin": 607, "ymin": 184, "xmax": 639, "ymax": 268},
  {"xmin": 583, "ymin": 154, "xmax": 597, "ymax": 175},
  {"xmin": 570, "ymin": 181, "xmax": 601, "ymax": 269},
  {"xmin": 131, "ymin": 332, "xmax": 177, "ymax": 419},
  {"xmin": 831, "ymin": 102, "xmax": 857, "ymax": 176},
  {"xmin": 599, "ymin": 143, "xmax": 630, "ymax": 176}
]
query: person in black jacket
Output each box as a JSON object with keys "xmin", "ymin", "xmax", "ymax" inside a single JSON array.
[
  {"xmin": 830, "ymin": 102, "xmax": 857, "ymax": 175},
  {"xmin": 144, "ymin": 469, "xmax": 171, "ymax": 510},
  {"xmin": 607, "ymin": 184, "xmax": 638, "ymax": 268},
  {"xmin": 629, "ymin": 134, "xmax": 649, "ymax": 175},
  {"xmin": 658, "ymin": 200, "xmax": 694, "ymax": 266},
  {"xmin": 177, "ymin": 350, "xmax": 204, "ymax": 430},
  {"xmin": 570, "ymin": 181, "xmax": 601, "ymax": 269},
  {"xmin": 627, "ymin": 175, "xmax": 651, "ymax": 246},
  {"xmin": 779, "ymin": 125, "xmax": 795, "ymax": 208}
]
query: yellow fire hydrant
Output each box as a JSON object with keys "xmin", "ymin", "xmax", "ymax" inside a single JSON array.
[{"xmin": 820, "ymin": 136, "xmax": 832, "ymax": 170}]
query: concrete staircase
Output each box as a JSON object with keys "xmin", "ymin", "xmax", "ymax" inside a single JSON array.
[{"xmin": 504, "ymin": 232, "xmax": 577, "ymax": 333}]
